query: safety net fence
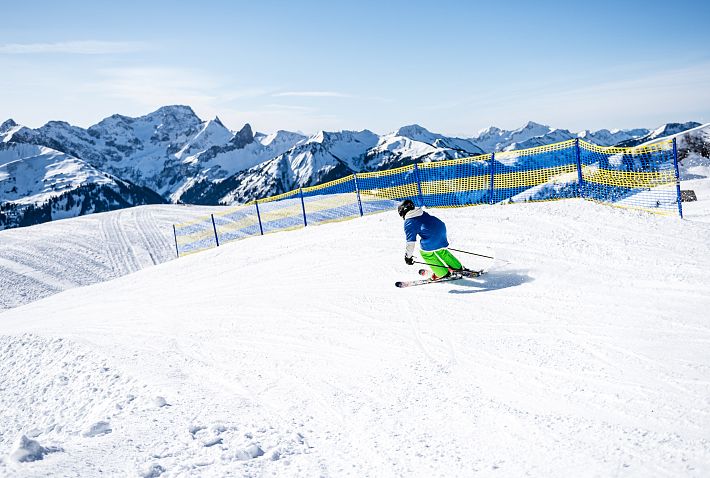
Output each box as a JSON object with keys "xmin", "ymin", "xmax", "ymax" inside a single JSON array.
[{"xmin": 173, "ymin": 138, "xmax": 682, "ymax": 256}]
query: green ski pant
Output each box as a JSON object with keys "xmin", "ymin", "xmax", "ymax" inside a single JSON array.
[{"xmin": 420, "ymin": 249, "xmax": 462, "ymax": 277}]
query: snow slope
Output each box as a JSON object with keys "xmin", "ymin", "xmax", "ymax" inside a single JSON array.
[
  {"xmin": 0, "ymin": 143, "xmax": 167, "ymax": 230},
  {"xmin": 0, "ymin": 204, "xmax": 226, "ymax": 310},
  {"xmin": 1, "ymin": 199, "xmax": 709, "ymax": 476},
  {"xmin": 0, "ymin": 144, "xmax": 114, "ymax": 205}
]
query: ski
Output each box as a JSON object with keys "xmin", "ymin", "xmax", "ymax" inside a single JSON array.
[
  {"xmin": 395, "ymin": 273, "xmax": 463, "ymax": 288},
  {"xmin": 418, "ymin": 268, "xmax": 484, "ymax": 278}
]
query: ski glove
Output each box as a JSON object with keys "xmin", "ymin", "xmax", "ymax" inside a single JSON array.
[{"xmin": 404, "ymin": 254, "xmax": 414, "ymax": 265}]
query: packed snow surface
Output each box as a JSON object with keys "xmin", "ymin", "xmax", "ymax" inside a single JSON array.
[
  {"xmin": 0, "ymin": 204, "xmax": 227, "ymax": 310},
  {"xmin": 1, "ymin": 199, "xmax": 710, "ymax": 476}
]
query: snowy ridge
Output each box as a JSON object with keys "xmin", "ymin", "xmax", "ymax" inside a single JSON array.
[
  {"xmin": 616, "ymin": 122, "xmax": 702, "ymax": 147},
  {"xmin": 1, "ymin": 106, "xmax": 306, "ymax": 203},
  {"xmin": 0, "ymin": 143, "xmax": 113, "ymax": 204},
  {"xmin": 364, "ymin": 124, "xmax": 483, "ymax": 170},
  {"xmin": 472, "ymin": 122, "xmax": 654, "ymax": 152},
  {"xmin": 194, "ymin": 129, "xmax": 380, "ymax": 205},
  {"xmin": 196, "ymin": 126, "xmax": 485, "ymax": 205},
  {"xmin": 473, "ymin": 121, "xmax": 553, "ymax": 152},
  {"xmin": 0, "ymin": 143, "xmax": 166, "ymax": 229}
]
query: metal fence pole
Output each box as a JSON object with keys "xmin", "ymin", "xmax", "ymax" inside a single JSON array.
[
  {"xmin": 489, "ymin": 153, "xmax": 495, "ymax": 205},
  {"xmin": 210, "ymin": 214, "xmax": 220, "ymax": 247},
  {"xmin": 254, "ymin": 200, "xmax": 264, "ymax": 235},
  {"xmin": 353, "ymin": 174, "xmax": 364, "ymax": 217},
  {"xmin": 172, "ymin": 224, "xmax": 179, "ymax": 258},
  {"xmin": 299, "ymin": 188, "xmax": 308, "ymax": 226},
  {"xmin": 575, "ymin": 138, "xmax": 585, "ymax": 198},
  {"xmin": 413, "ymin": 163, "xmax": 425, "ymax": 206},
  {"xmin": 672, "ymin": 138, "xmax": 684, "ymax": 218}
]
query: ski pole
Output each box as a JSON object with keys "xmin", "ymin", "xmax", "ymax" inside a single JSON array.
[
  {"xmin": 448, "ymin": 247, "xmax": 510, "ymax": 264},
  {"xmin": 447, "ymin": 247, "xmax": 494, "ymax": 259}
]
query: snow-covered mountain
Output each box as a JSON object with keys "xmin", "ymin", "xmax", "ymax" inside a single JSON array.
[
  {"xmin": 363, "ymin": 124, "xmax": 483, "ymax": 170},
  {"xmin": 616, "ymin": 122, "xmax": 702, "ymax": 147},
  {"xmin": 183, "ymin": 129, "xmax": 380, "ymax": 204},
  {"xmin": 1, "ymin": 105, "xmax": 703, "ymax": 227},
  {"xmin": 470, "ymin": 121, "xmax": 654, "ymax": 152},
  {"xmin": 578, "ymin": 128, "xmax": 651, "ymax": 146},
  {"xmin": 183, "ymin": 125, "xmax": 485, "ymax": 205},
  {"xmin": 1, "ymin": 106, "xmax": 307, "ymax": 203},
  {"xmin": 472, "ymin": 121, "xmax": 553, "ymax": 152},
  {"xmin": 0, "ymin": 143, "xmax": 164, "ymax": 229}
]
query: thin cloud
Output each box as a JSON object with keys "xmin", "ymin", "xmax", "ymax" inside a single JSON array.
[
  {"xmin": 0, "ymin": 40, "xmax": 149, "ymax": 55},
  {"xmin": 272, "ymin": 91, "xmax": 353, "ymax": 98},
  {"xmin": 263, "ymin": 104, "xmax": 315, "ymax": 112},
  {"xmin": 92, "ymin": 67, "xmax": 219, "ymax": 107},
  {"xmin": 426, "ymin": 61, "xmax": 710, "ymax": 132},
  {"xmin": 221, "ymin": 88, "xmax": 272, "ymax": 101}
]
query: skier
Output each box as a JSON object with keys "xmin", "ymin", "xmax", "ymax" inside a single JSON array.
[{"xmin": 398, "ymin": 199, "xmax": 465, "ymax": 280}]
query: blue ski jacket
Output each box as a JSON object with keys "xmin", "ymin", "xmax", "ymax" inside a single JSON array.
[{"xmin": 404, "ymin": 209, "xmax": 449, "ymax": 252}]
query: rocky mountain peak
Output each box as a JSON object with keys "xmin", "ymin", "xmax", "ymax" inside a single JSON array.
[
  {"xmin": 152, "ymin": 105, "xmax": 198, "ymax": 118},
  {"xmin": 395, "ymin": 124, "xmax": 432, "ymax": 138},
  {"xmin": 1, "ymin": 119, "xmax": 18, "ymax": 133},
  {"xmin": 520, "ymin": 121, "xmax": 547, "ymax": 131},
  {"xmin": 212, "ymin": 116, "xmax": 226, "ymax": 128},
  {"xmin": 230, "ymin": 123, "xmax": 254, "ymax": 149}
]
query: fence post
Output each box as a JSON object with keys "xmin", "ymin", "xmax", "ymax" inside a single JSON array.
[
  {"xmin": 254, "ymin": 200, "xmax": 264, "ymax": 235},
  {"xmin": 353, "ymin": 174, "xmax": 364, "ymax": 217},
  {"xmin": 299, "ymin": 188, "xmax": 308, "ymax": 226},
  {"xmin": 672, "ymin": 138, "xmax": 684, "ymax": 218},
  {"xmin": 172, "ymin": 224, "xmax": 179, "ymax": 258},
  {"xmin": 489, "ymin": 153, "xmax": 495, "ymax": 205},
  {"xmin": 210, "ymin": 214, "xmax": 220, "ymax": 247},
  {"xmin": 413, "ymin": 163, "xmax": 425, "ymax": 206},
  {"xmin": 575, "ymin": 138, "xmax": 585, "ymax": 198}
]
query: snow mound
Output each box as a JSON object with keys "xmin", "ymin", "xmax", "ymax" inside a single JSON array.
[{"xmin": 9, "ymin": 435, "xmax": 62, "ymax": 463}]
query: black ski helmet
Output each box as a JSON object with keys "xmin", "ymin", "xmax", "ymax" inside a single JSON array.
[{"xmin": 398, "ymin": 199, "xmax": 416, "ymax": 219}]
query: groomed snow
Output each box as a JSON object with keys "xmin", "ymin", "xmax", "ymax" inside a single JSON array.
[
  {"xmin": 1, "ymin": 199, "xmax": 709, "ymax": 476},
  {"xmin": 0, "ymin": 204, "xmax": 230, "ymax": 311}
]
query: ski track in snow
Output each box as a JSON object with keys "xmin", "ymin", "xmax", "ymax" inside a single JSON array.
[
  {"xmin": 0, "ymin": 199, "xmax": 709, "ymax": 476},
  {"xmin": 0, "ymin": 205, "xmax": 225, "ymax": 311}
]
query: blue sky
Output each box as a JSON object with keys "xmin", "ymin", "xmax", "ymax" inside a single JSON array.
[{"xmin": 1, "ymin": 0, "xmax": 709, "ymax": 135}]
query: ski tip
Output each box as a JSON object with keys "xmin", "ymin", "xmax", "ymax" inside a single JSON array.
[{"xmin": 395, "ymin": 281, "xmax": 404, "ymax": 288}]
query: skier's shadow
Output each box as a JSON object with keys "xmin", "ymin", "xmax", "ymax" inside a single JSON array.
[{"xmin": 448, "ymin": 269, "xmax": 533, "ymax": 294}]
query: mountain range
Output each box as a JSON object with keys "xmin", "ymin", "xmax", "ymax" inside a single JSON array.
[{"xmin": 0, "ymin": 106, "xmax": 703, "ymax": 229}]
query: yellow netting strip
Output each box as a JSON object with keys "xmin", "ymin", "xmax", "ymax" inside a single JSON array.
[
  {"xmin": 176, "ymin": 228, "xmax": 214, "ymax": 246},
  {"xmin": 494, "ymin": 165, "xmax": 578, "ymax": 189},
  {"xmin": 583, "ymin": 167, "xmax": 675, "ymax": 188},
  {"xmin": 495, "ymin": 139, "xmax": 576, "ymax": 160},
  {"xmin": 579, "ymin": 139, "xmax": 673, "ymax": 155},
  {"xmin": 418, "ymin": 154, "xmax": 491, "ymax": 169},
  {"xmin": 356, "ymin": 164, "xmax": 414, "ymax": 179},
  {"xmin": 359, "ymin": 183, "xmax": 419, "ymax": 200},
  {"xmin": 302, "ymin": 175, "xmax": 353, "ymax": 193},
  {"xmin": 421, "ymin": 175, "xmax": 489, "ymax": 195},
  {"xmin": 258, "ymin": 189, "xmax": 299, "ymax": 204}
]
